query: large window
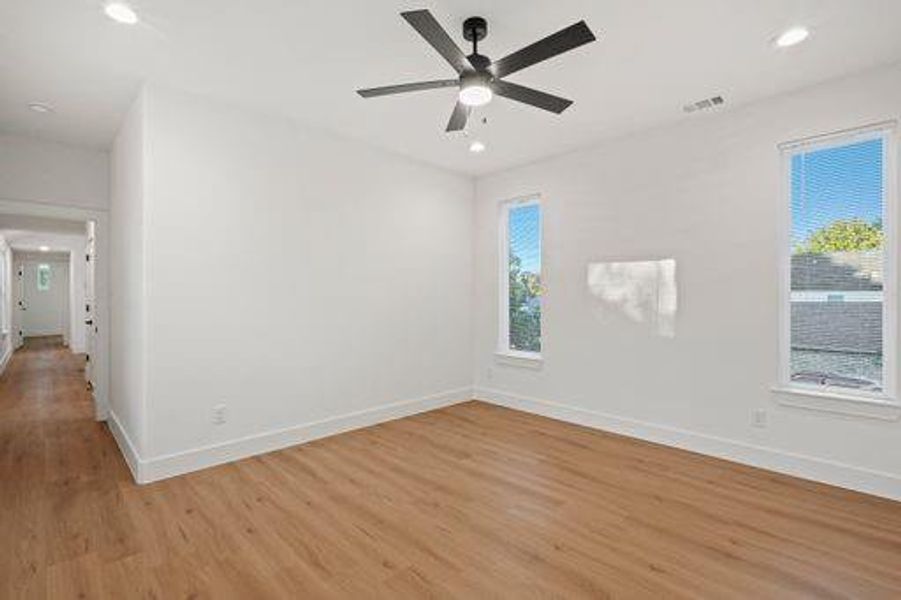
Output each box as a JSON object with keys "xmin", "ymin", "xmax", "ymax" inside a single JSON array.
[
  {"xmin": 781, "ymin": 125, "xmax": 895, "ymax": 398},
  {"xmin": 499, "ymin": 198, "xmax": 542, "ymax": 357}
]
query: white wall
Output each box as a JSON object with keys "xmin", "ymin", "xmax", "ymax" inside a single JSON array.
[
  {"xmin": 110, "ymin": 92, "xmax": 148, "ymax": 457},
  {"xmin": 473, "ymin": 64, "xmax": 901, "ymax": 498},
  {"xmin": 18, "ymin": 258, "xmax": 69, "ymax": 337},
  {"xmin": 110, "ymin": 85, "xmax": 473, "ymax": 477},
  {"xmin": 0, "ymin": 134, "xmax": 109, "ymax": 209}
]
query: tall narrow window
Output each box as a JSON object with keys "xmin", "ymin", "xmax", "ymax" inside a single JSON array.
[
  {"xmin": 37, "ymin": 264, "xmax": 51, "ymax": 292},
  {"xmin": 782, "ymin": 126, "xmax": 895, "ymax": 398},
  {"xmin": 499, "ymin": 198, "xmax": 542, "ymax": 357}
]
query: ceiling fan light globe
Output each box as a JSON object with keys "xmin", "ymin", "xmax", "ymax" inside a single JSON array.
[{"xmin": 459, "ymin": 84, "xmax": 492, "ymax": 107}]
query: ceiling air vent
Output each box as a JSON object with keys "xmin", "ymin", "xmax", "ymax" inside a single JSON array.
[{"xmin": 683, "ymin": 95, "xmax": 724, "ymax": 113}]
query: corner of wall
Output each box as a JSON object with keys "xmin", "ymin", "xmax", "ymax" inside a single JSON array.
[
  {"xmin": 107, "ymin": 409, "xmax": 144, "ymax": 483},
  {"xmin": 109, "ymin": 86, "xmax": 149, "ymax": 460}
]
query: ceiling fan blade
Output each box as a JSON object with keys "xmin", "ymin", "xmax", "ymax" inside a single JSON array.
[
  {"xmin": 446, "ymin": 101, "xmax": 471, "ymax": 132},
  {"xmin": 491, "ymin": 21, "xmax": 596, "ymax": 79},
  {"xmin": 401, "ymin": 10, "xmax": 473, "ymax": 74},
  {"xmin": 357, "ymin": 79, "xmax": 458, "ymax": 98},
  {"xmin": 493, "ymin": 80, "xmax": 573, "ymax": 114}
]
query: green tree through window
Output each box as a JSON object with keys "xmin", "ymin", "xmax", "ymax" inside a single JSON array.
[
  {"xmin": 795, "ymin": 219, "xmax": 883, "ymax": 254},
  {"xmin": 507, "ymin": 203, "xmax": 541, "ymax": 353}
]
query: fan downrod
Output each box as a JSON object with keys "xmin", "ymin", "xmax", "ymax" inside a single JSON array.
[{"xmin": 463, "ymin": 17, "xmax": 489, "ymax": 70}]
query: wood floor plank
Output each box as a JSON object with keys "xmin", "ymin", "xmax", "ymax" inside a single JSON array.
[{"xmin": 2, "ymin": 337, "xmax": 901, "ymax": 598}]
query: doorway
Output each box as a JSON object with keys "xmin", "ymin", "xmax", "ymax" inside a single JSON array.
[
  {"xmin": 0, "ymin": 205, "xmax": 108, "ymax": 421},
  {"xmin": 16, "ymin": 253, "xmax": 72, "ymax": 344}
]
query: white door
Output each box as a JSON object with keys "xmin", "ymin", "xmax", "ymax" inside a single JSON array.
[
  {"xmin": 84, "ymin": 234, "xmax": 96, "ymax": 387},
  {"xmin": 22, "ymin": 261, "xmax": 68, "ymax": 338}
]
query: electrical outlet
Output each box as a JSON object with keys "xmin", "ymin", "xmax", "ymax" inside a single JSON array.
[
  {"xmin": 751, "ymin": 409, "xmax": 767, "ymax": 429},
  {"xmin": 212, "ymin": 404, "xmax": 227, "ymax": 425}
]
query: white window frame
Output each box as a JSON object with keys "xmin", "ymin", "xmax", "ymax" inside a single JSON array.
[
  {"xmin": 497, "ymin": 195, "xmax": 543, "ymax": 363},
  {"xmin": 776, "ymin": 122, "xmax": 898, "ymax": 408},
  {"xmin": 0, "ymin": 246, "xmax": 6, "ymax": 335}
]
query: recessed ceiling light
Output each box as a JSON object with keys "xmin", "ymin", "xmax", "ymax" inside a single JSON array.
[
  {"xmin": 469, "ymin": 141, "xmax": 486, "ymax": 153},
  {"xmin": 28, "ymin": 102, "xmax": 54, "ymax": 114},
  {"xmin": 104, "ymin": 2, "xmax": 139, "ymax": 25},
  {"xmin": 39, "ymin": 246, "xmax": 50, "ymax": 252},
  {"xmin": 775, "ymin": 26, "xmax": 810, "ymax": 48}
]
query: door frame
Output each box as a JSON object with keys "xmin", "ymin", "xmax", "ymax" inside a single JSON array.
[
  {"xmin": 84, "ymin": 224, "xmax": 96, "ymax": 388},
  {"xmin": 0, "ymin": 198, "xmax": 110, "ymax": 421},
  {"xmin": 14, "ymin": 261, "xmax": 24, "ymax": 349}
]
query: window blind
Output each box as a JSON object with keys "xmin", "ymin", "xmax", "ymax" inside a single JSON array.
[
  {"xmin": 789, "ymin": 136, "xmax": 885, "ymax": 391},
  {"xmin": 507, "ymin": 203, "xmax": 542, "ymax": 353}
]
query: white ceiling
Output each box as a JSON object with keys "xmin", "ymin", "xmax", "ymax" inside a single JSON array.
[
  {"xmin": 2, "ymin": 1, "xmax": 901, "ymax": 175},
  {"xmin": 1, "ymin": 230, "xmax": 86, "ymax": 255},
  {"xmin": 0, "ymin": 214, "xmax": 87, "ymax": 236},
  {"xmin": 0, "ymin": 214, "xmax": 87, "ymax": 254}
]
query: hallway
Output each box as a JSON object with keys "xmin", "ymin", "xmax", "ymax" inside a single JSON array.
[{"xmin": 0, "ymin": 338, "xmax": 127, "ymax": 597}]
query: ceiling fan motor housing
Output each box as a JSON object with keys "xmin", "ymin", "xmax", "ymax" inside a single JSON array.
[
  {"xmin": 461, "ymin": 70, "xmax": 492, "ymax": 90},
  {"xmin": 467, "ymin": 53, "xmax": 491, "ymax": 72}
]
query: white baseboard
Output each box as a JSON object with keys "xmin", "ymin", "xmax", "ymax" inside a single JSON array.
[
  {"xmin": 0, "ymin": 342, "xmax": 12, "ymax": 377},
  {"xmin": 474, "ymin": 386, "xmax": 901, "ymax": 502},
  {"xmin": 107, "ymin": 410, "xmax": 143, "ymax": 483},
  {"xmin": 132, "ymin": 387, "xmax": 472, "ymax": 484}
]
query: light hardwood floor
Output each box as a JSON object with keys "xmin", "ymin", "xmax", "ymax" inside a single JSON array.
[{"xmin": 2, "ymin": 339, "xmax": 901, "ymax": 598}]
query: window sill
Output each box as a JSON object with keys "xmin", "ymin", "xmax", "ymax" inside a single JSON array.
[
  {"xmin": 771, "ymin": 385, "xmax": 901, "ymax": 421},
  {"xmin": 494, "ymin": 351, "xmax": 543, "ymax": 370}
]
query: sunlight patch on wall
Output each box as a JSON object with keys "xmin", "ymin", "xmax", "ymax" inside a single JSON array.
[{"xmin": 587, "ymin": 259, "xmax": 677, "ymax": 337}]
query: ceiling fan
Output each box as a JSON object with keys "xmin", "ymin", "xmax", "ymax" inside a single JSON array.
[{"xmin": 357, "ymin": 10, "xmax": 597, "ymax": 132}]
